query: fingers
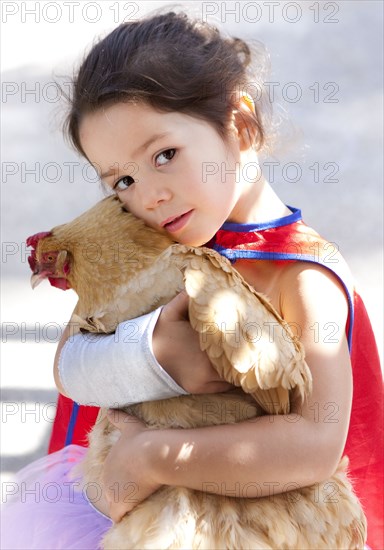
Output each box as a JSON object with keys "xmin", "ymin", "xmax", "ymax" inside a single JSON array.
[
  {"xmin": 163, "ymin": 290, "xmax": 190, "ymax": 320},
  {"xmin": 107, "ymin": 409, "xmax": 144, "ymax": 431},
  {"xmin": 108, "ymin": 501, "xmax": 130, "ymax": 524}
]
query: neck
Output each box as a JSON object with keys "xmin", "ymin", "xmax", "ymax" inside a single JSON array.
[{"xmin": 229, "ymin": 169, "xmax": 291, "ymax": 225}]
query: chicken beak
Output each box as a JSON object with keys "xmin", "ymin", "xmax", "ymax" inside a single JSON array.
[{"xmin": 30, "ymin": 272, "xmax": 45, "ymax": 289}]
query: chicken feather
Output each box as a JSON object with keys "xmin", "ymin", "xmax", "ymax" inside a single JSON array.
[{"xmin": 27, "ymin": 195, "xmax": 366, "ymax": 549}]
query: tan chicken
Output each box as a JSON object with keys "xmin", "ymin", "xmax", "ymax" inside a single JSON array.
[{"xmin": 27, "ymin": 196, "xmax": 366, "ymax": 549}]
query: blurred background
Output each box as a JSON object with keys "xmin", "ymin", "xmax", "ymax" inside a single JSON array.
[{"xmin": 1, "ymin": 0, "xmax": 383, "ymax": 492}]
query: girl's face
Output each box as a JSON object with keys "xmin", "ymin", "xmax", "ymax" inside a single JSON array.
[{"xmin": 79, "ymin": 102, "xmax": 246, "ymax": 246}]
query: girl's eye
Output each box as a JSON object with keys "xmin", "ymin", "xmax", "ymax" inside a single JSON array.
[
  {"xmin": 155, "ymin": 148, "xmax": 176, "ymax": 167},
  {"xmin": 114, "ymin": 175, "xmax": 135, "ymax": 191}
]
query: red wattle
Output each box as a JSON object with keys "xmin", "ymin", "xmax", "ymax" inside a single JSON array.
[{"xmin": 48, "ymin": 277, "xmax": 71, "ymax": 291}]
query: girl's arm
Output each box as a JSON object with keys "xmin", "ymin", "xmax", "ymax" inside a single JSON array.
[
  {"xmin": 53, "ymin": 297, "xmax": 232, "ymax": 402},
  {"xmin": 102, "ymin": 263, "xmax": 353, "ymax": 523},
  {"xmin": 53, "ymin": 321, "xmax": 75, "ymax": 396}
]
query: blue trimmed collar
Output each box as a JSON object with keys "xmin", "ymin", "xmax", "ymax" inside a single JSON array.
[{"xmin": 220, "ymin": 206, "xmax": 302, "ymax": 232}]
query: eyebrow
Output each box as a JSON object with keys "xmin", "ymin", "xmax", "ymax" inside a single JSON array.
[{"xmin": 99, "ymin": 132, "xmax": 171, "ymax": 179}]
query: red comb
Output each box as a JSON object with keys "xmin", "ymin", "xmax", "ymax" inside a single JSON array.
[
  {"xmin": 26, "ymin": 231, "xmax": 52, "ymax": 273},
  {"xmin": 26, "ymin": 231, "xmax": 52, "ymax": 249}
]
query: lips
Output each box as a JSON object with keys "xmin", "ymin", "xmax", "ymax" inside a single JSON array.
[{"xmin": 161, "ymin": 210, "xmax": 193, "ymax": 233}]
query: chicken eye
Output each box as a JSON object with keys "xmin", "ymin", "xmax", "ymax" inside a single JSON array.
[
  {"xmin": 47, "ymin": 255, "xmax": 54, "ymax": 261},
  {"xmin": 155, "ymin": 148, "xmax": 176, "ymax": 167},
  {"xmin": 115, "ymin": 176, "xmax": 135, "ymax": 191}
]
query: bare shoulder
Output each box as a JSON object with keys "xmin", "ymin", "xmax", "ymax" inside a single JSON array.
[{"xmin": 279, "ymin": 261, "xmax": 349, "ymax": 329}]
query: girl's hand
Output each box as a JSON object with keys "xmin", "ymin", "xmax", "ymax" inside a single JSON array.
[
  {"xmin": 102, "ymin": 409, "xmax": 161, "ymax": 523},
  {"xmin": 153, "ymin": 292, "xmax": 234, "ymax": 393}
]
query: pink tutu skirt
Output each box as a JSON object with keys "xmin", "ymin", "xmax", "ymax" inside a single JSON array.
[
  {"xmin": 1, "ymin": 445, "xmax": 374, "ymax": 550},
  {"xmin": 1, "ymin": 445, "xmax": 112, "ymax": 549}
]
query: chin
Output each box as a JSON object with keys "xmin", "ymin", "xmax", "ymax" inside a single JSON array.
[
  {"xmin": 180, "ymin": 229, "xmax": 217, "ymax": 248},
  {"xmin": 180, "ymin": 237, "xmax": 212, "ymax": 248}
]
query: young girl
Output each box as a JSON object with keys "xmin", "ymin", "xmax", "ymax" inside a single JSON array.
[{"xmin": 2, "ymin": 10, "xmax": 383, "ymax": 550}]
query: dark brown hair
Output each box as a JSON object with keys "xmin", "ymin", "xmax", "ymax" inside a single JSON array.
[{"xmin": 64, "ymin": 11, "xmax": 268, "ymax": 157}]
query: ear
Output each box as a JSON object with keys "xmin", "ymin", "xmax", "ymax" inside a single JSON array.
[
  {"xmin": 56, "ymin": 250, "xmax": 69, "ymax": 274},
  {"xmin": 231, "ymin": 95, "xmax": 258, "ymax": 151}
]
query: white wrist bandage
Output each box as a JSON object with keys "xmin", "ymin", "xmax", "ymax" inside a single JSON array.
[{"xmin": 58, "ymin": 307, "xmax": 188, "ymax": 407}]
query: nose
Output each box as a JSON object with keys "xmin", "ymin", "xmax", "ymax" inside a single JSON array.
[{"xmin": 140, "ymin": 179, "xmax": 173, "ymax": 209}]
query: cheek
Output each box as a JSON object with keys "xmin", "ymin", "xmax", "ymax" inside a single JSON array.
[
  {"xmin": 118, "ymin": 192, "xmax": 154, "ymax": 226},
  {"xmin": 117, "ymin": 191, "xmax": 137, "ymax": 213}
]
